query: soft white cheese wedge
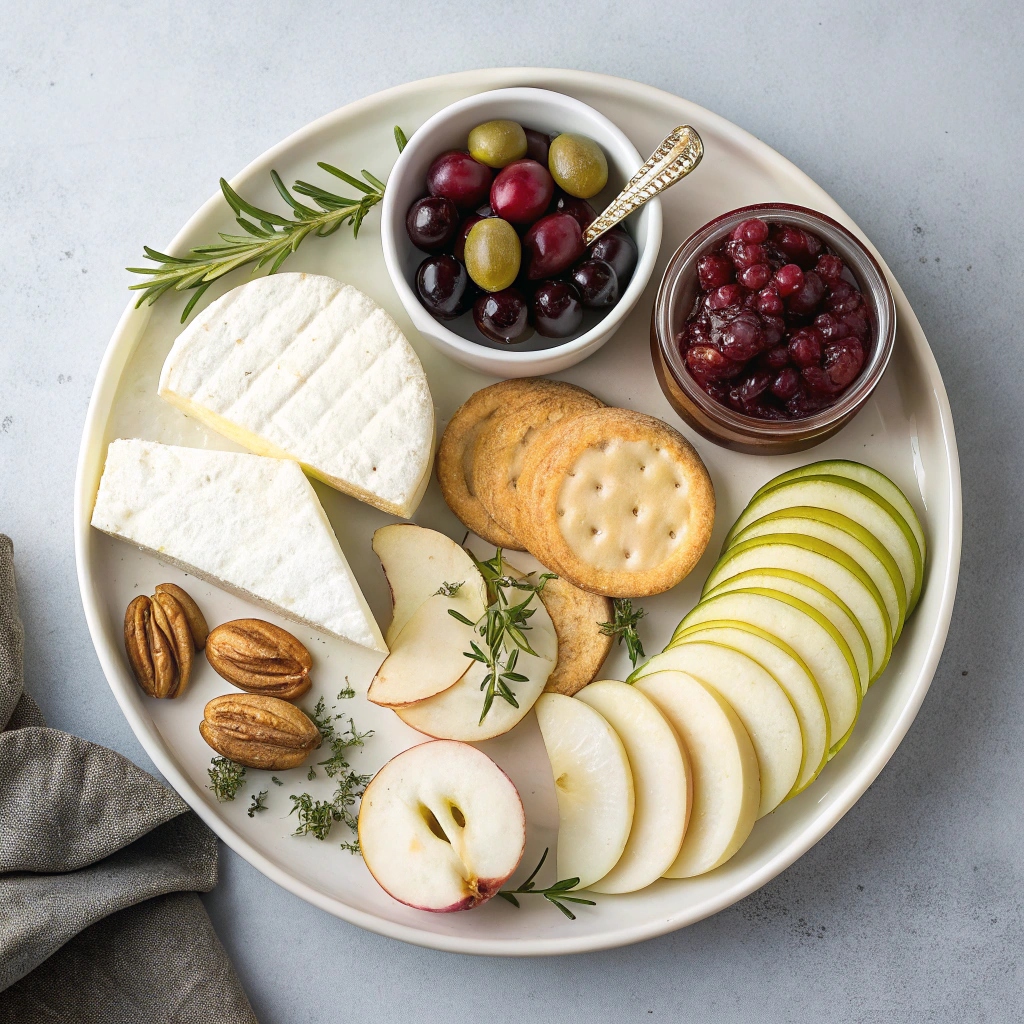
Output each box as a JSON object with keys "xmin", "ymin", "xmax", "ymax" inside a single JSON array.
[
  {"xmin": 158, "ymin": 273, "xmax": 435, "ymax": 519},
  {"xmin": 91, "ymin": 439, "xmax": 387, "ymax": 653}
]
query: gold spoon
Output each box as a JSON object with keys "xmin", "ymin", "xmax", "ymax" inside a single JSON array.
[{"xmin": 583, "ymin": 125, "xmax": 704, "ymax": 246}]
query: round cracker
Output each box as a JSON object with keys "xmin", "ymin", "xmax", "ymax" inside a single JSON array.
[
  {"xmin": 472, "ymin": 381, "xmax": 603, "ymax": 538},
  {"xmin": 537, "ymin": 576, "xmax": 614, "ymax": 695},
  {"xmin": 517, "ymin": 408, "xmax": 715, "ymax": 597},
  {"xmin": 436, "ymin": 380, "xmax": 546, "ymax": 549}
]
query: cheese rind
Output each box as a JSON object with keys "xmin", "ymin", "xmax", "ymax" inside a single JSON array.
[
  {"xmin": 91, "ymin": 439, "xmax": 387, "ymax": 653},
  {"xmin": 158, "ymin": 273, "xmax": 434, "ymax": 518}
]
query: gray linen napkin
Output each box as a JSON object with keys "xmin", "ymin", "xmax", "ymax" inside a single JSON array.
[{"xmin": 0, "ymin": 535, "xmax": 259, "ymax": 1023}]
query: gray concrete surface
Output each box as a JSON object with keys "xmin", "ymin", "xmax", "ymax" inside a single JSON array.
[{"xmin": 1, "ymin": 2, "xmax": 1021, "ymax": 1021}]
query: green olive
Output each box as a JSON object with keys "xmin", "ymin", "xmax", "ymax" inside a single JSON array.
[
  {"xmin": 468, "ymin": 120, "xmax": 528, "ymax": 169},
  {"xmin": 464, "ymin": 219, "xmax": 521, "ymax": 292},
  {"xmin": 548, "ymin": 133, "xmax": 609, "ymax": 199}
]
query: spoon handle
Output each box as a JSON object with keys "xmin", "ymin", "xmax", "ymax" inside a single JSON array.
[{"xmin": 583, "ymin": 125, "xmax": 704, "ymax": 246}]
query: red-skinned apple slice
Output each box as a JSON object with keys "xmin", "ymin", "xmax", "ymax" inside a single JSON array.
[{"xmin": 358, "ymin": 740, "xmax": 525, "ymax": 912}]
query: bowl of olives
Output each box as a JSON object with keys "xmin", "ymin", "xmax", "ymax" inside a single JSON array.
[{"xmin": 380, "ymin": 88, "xmax": 663, "ymax": 376}]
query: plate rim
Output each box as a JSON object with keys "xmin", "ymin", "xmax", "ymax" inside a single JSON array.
[{"xmin": 74, "ymin": 67, "xmax": 962, "ymax": 956}]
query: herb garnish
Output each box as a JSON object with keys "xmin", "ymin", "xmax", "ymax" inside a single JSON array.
[
  {"xmin": 289, "ymin": 695, "xmax": 373, "ymax": 851},
  {"xmin": 434, "ymin": 580, "xmax": 464, "ymax": 597},
  {"xmin": 128, "ymin": 126, "xmax": 408, "ymax": 323},
  {"xmin": 600, "ymin": 598, "xmax": 647, "ymax": 668},
  {"xmin": 449, "ymin": 549, "xmax": 555, "ymax": 723},
  {"xmin": 247, "ymin": 790, "xmax": 269, "ymax": 817},
  {"xmin": 497, "ymin": 848, "xmax": 596, "ymax": 920},
  {"xmin": 207, "ymin": 756, "xmax": 247, "ymax": 802}
]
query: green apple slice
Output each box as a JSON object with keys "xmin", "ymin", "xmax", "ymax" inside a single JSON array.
[
  {"xmin": 665, "ymin": 620, "xmax": 829, "ymax": 793},
  {"xmin": 629, "ymin": 642, "xmax": 802, "ymax": 816},
  {"xmin": 574, "ymin": 680, "xmax": 690, "ymax": 894},
  {"xmin": 724, "ymin": 476, "xmax": 923, "ymax": 613},
  {"xmin": 751, "ymin": 460, "xmax": 926, "ymax": 566},
  {"xmin": 634, "ymin": 670, "xmax": 759, "ymax": 878},
  {"xmin": 703, "ymin": 535, "xmax": 889, "ymax": 689},
  {"xmin": 726, "ymin": 507, "xmax": 906, "ymax": 644},
  {"xmin": 672, "ymin": 588, "xmax": 860, "ymax": 756}
]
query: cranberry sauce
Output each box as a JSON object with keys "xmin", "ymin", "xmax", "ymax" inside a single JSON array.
[{"xmin": 677, "ymin": 218, "xmax": 871, "ymax": 420}]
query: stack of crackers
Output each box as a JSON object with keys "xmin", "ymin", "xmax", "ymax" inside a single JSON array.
[{"xmin": 437, "ymin": 379, "xmax": 716, "ymax": 691}]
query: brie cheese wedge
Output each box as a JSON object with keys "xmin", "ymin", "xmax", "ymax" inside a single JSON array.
[
  {"xmin": 158, "ymin": 273, "xmax": 434, "ymax": 519},
  {"xmin": 91, "ymin": 439, "xmax": 387, "ymax": 653}
]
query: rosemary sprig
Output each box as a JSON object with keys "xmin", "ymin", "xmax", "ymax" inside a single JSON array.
[
  {"xmin": 207, "ymin": 756, "xmax": 247, "ymax": 802},
  {"xmin": 497, "ymin": 848, "xmax": 596, "ymax": 920},
  {"xmin": 128, "ymin": 126, "xmax": 407, "ymax": 322},
  {"xmin": 600, "ymin": 598, "xmax": 647, "ymax": 668},
  {"xmin": 449, "ymin": 549, "xmax": 556, "ymax": 723}
]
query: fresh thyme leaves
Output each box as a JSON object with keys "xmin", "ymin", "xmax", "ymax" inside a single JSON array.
[
  {"xmin": 337, "ymin": 680, "xmax": 355, "ymax": 699},
  {"xmin": 496, "ymin": 848, "xmax": 596, "ymax": 920},
  {"xmin": 339, "ymin": 839, "xmax": 362, "ymax": 856},
  {"xmin": 128, "ymin": 126, "xmax": 408, "ymax": 323},
  {"xmin": 207, "ymin": 756, "xmax": 247, "ymax": 802},
  {"xmin": 271, "ymin": 777, "xmax": 284, "ymax": 786},
  {"xmin": 289, "ymin": 694, "xmax": 373, "ymax": 849},
  {"xmin": 247, "ymin": 790, "xmax": 269, "ymax": 817},
  {"xmin": 600, "ymin": 598, "xmax": 647, "ymax": 668},
  {"xmin": 449, "ymin": 548, "xmax": 556, "ymax": 724},
  {"xmin": 434, "ymin": 580, "xmax": 465, "ymax": 597}
]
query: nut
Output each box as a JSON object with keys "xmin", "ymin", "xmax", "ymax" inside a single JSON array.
[
  {"xmin": 124, "ymin": 594, "xmax": 189, "ymax": 699},
  {"xmin": 205, "ymin": 619, "xmax": 313, "ymax": 701},
  {"xmin": 123, "ymin": 585, "xmax": 209, "ymax": 698},
  {"xmin": 200, "ymin": 693, "xmax": 321, "ymax": 770},
  {"xmin": 155, "ymin": 583, "xmax": 209, "ymax": 648}
]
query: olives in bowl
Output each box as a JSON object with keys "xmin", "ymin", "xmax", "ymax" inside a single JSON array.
[
  {"xmin": 379, "ymin": 87, "xmax": 662, "ymax": 377},
  {"xmin": 404, "ymin": 116, "xmax": 636, "ymax": 346}
]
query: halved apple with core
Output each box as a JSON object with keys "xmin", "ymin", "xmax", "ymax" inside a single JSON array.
[
  {"xmin": 704, "ymin": 534, "xmax": 890, "ymax": 687},
  {"xmin": 727, "ymin": 507, "xmax": 906, "ymax": 643},
  {"xmin": 631, "ymin": 641, "xmax": 802, "ymax": 816},
  {"xmin": 673, "ymin": 588, "xmax": 860, "ymax": 756},
  {"xmin": 574, "ymin": 680, "xmax": 690, "ymax": 894},
  {"xmin": 535, "ymin": 692, "xmax": 634, "ymax": 889},
  {"xmin": 703, "ymin": 567, "xmax": 874, "ymax": 693},
  {"xmin": 634, "ymin": 670, "xmax": 759, "ymax": 877},
  {"xmin": 358, "ymin": 740, "xmax": 525, "ymax": 912},
  {"xmin": 373, "ymin": 524, "xmax": 485, "ymax": 646},
  {"xmin": 666, "ymin": 620, "xmax": 828, "ymax": 793}
]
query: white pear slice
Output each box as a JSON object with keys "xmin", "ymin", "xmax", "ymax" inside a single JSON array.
[
  {"xmin": 367, "ymin": 586, "xmax": 486, "ymax": 707},
  {"xmin": 573, "ymin": 680, "xmax": 690, "ymax": 894},
  {"xmin": 751, "ymin": 460, "xmax": 926, "ymax": 567},
  {"xmin": 373, "ymin": 524, "xmax": 485, "ymax": 646},
  {"xmin": 673, "ymin": 588, "xmax": 860, "ymax": 756},
  {"xmin": 724, "ymin": 476, "xmax": 922, "ymax": 612},
  {"xmin": 704, "ymin": 535, "xmax": 889, "ymax": 688},
  {"xmin": 535, "ymin": 692, "xmax": 635, "ymax": 889},
  {"xmin": 634, "ymin": 671, "xmax": 759, "ymax": 877},
  {"xmin": 704, "ymin": 567, "xmax": 874, "ymax": 694},
  {"xmin": 395, "ymin": 593, "xmax": 557, "ymax": 741},
  {"xmin": 666, "ymin": 620, "xmax": 828, "ymax": 793},
  {"xmin": 358, "ymin": 740, "xmax": 525, "ymax": 912},
  {"xmin": 630, "ymin": 643, "xmax": 801, "ymax": 816},
  {"xmin": 727, "ymin": 507, "xmax": 906, "ymax": 643}
]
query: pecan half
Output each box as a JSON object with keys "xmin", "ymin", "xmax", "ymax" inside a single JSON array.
[
  {"xmin": 155, "ymin": 583, "xmax": 210, "ymax": 649},
  {"xmin": 124, "ymin": 594, "xmax": 181, "ymax": 698},
  {"xmin": 200, "ymin": 693, "xmax": 320, "ymax": 770},
  {"xmin": 205, "ymin": 619, "xmax": 313, "ymax": 701}
]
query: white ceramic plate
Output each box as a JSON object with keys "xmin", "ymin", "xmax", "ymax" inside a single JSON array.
[{"xmin": 75, "ymin": 69, "xmax": 961, "ymax": 956}]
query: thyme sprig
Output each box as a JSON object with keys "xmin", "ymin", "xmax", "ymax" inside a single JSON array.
[
  {"xmin": 600, "ymin": 598, "xmax": 647, "ymax": 668},
  {"xmin": 247, "ymin": 790, "xmax": 269, "ymax": 817},
  {"xmin": 497, "ymin": 848, "xmax": 596, "ymax": 920},
  {"xmin": 449, "ymin": 549, "xmax": 556, "ymax": 723},
  {"xmin": 128, "ymin": 126, "xmax": 408, "ymax": 322},
  {"xmin": 207, "ymin": 756, "xmax": 247, "ymax": 802}
]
